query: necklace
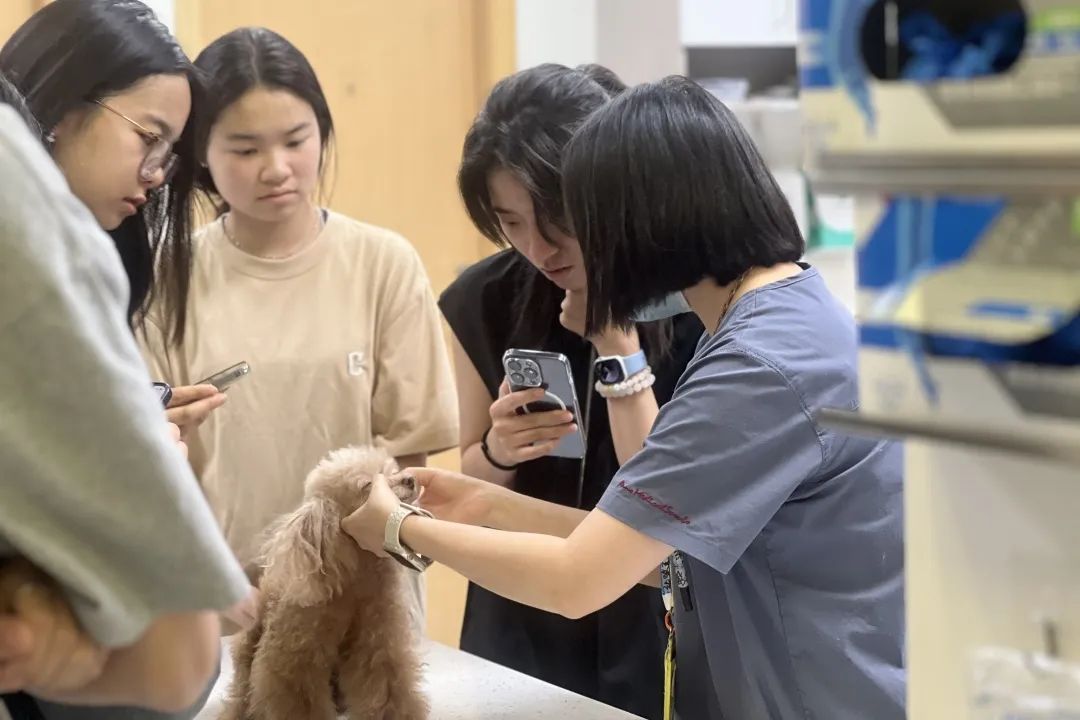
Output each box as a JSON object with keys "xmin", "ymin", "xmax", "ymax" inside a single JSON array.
[
  {"xmin": 225, "ymin": 208, "xmax": 324, "ymax": 260},
  {"xmin": 714, "ymin": 269, "xmax": 751, "ymax": 334}
]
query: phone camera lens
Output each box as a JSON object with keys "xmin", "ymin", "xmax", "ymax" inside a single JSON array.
[
  {"xmin": 524, "ymin": 365, "xmax": 539, "ymax": 378},
  {"xmin": 507, "ymin": 360, "xmax": 522, "ymax": 373},
  {"xmin": 510, "ymin": 372, "xmax": 525, "ymax": 385}
]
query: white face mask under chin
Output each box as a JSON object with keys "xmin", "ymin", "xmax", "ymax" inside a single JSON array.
[{"xmin": 632, "ymin": 291, "xmax": 693, "ymax": 323}]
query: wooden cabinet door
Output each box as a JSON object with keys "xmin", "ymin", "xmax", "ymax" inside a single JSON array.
[{"xmin": 1, "ymin": 1, "xmax": 43, "ymax": 51}]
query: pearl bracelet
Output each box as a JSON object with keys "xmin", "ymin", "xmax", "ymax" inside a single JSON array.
[{"xmin": 594, "ymin": 368, "xmax": 656, "ymax": 399}]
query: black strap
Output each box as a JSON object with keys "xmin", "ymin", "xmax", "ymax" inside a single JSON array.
[
  {"xmin": 481, "ymin": 427, "xmax": 520, "ymax": 471},
  {"xmin": 1, "ymin": 693, "xmax": 45, "ymax": 720},
  {"xmin": 575, "ymin": 348, "xmax": 595, "ymax": 508}
]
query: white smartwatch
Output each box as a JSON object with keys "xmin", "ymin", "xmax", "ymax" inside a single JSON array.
[
  {"xmin": 383, "ymin": 502, "xmax": 434, "ymax": 572},
  {"xmin": 594, "ymin": 349, "xmax": 648, "ymax": 385}
]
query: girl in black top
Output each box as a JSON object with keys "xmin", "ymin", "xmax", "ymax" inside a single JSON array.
[{"xmin": 438, "ymin": 63, "xmax": 701, "ymax": 719}]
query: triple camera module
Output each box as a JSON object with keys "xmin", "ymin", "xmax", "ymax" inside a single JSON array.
[{"xmin": 506, "ymin": 358, "xmax": 542, "ymax": 388}]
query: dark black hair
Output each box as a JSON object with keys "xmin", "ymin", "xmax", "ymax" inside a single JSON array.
[
  {"xmin": 563, "ymin": 76, "xmax": 805, "ymax": 335},
  {"xmin": 459, "ymin": 64, "xmax": 612, "ymax": 246},
  {"xmin": 192, "ymin": 27, "xmax": 335, "ymax": 207},
  {"xmin": 575, "ymin": 64, "xmax": 629, "ymax": 96},
  {"xmin": 457, "ymin": 63, "xmax": 673, "ymax": 353},
  {"xmin": 0, "ymin": 0, "xmax": 200, "ymax": 345},
  {"xmin": 0, "ymin": 72, "xmax": 41, "ymax": 137}
]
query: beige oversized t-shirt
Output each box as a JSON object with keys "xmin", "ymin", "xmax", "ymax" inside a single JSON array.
[{"xmin": 142, "ymin": 212, "xmax": 458, "ymax": 569}]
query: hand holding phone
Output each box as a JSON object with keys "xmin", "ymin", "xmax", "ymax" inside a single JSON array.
[
  {"xmin": 484, "ymin": 380, "xmax": 578, "ymax": 467},
  {"xmin": 164, "ymin": 384, "xmax": 227, "ymax": 437},
  {"xmin": 496, "ymin": 350, "xmax": 585, "ymax": 460},
  {"xmin": 162, "ymin": 362, "xmax": 248, "ymax": 438}
]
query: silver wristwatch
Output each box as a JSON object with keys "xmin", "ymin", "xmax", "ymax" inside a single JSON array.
[{"xmin": 383, "ymin": 502, "xmax": 434, "ymax": 572}]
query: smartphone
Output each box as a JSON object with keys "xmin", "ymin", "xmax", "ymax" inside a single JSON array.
[
  {"xmin": 197, "ymin": 361, "xmax": 251, "ymax": 392},
  {"xmin": 502, "ymin": 349, "xmax": 585, "ymax": 459},
  {"xmin": 152, "ymin": 381, "xmax": 172, "ymax": 407}
]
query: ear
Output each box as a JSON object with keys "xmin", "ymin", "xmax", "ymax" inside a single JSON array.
[
  {"xmin": 380, "ymin": 457, "xmax": 399, "ymax": 476},
  {"xmin": 259, "ymin": 498, "xmax": 345, "ymax": 607},
  {"xmin": 50, "ymin": 107, "xmax": 91, "ymax": 145}
]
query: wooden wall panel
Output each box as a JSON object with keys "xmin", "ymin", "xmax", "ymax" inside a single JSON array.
[{"xmin": 0, "ymin": 1, "xmax": 38, "ymax": 51}]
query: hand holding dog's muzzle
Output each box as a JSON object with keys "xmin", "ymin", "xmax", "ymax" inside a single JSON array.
[{"xmin": 341, "ymin": 473, "xmax": 399, "ymax": 558}]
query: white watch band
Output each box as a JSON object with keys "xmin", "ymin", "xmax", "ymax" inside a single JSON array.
[{"xmin": 383, "ymin": 502, "xmax": 434, "ymax": 572}]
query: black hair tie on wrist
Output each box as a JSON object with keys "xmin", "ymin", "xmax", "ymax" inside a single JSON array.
[{"xmin": 481, "ymin": 427, "xmax": 519, "ymax": 471}]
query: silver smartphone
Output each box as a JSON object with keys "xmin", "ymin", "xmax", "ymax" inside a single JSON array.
[
  {"xmin": 196, "ymin": 361, "xmax": 251, "ymax": 391},
  {"xmin": 502, "ymin": 349, "xmax": 585, "ymax": 459},
  {"xmin": 151, "ymin": 381, "xmax": 172, "ymax": 407}
]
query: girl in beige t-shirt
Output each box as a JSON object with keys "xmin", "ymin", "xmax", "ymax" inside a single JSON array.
[{"xmin": 141, "ymin": 28, "xmax": 458, "ymax": 634}]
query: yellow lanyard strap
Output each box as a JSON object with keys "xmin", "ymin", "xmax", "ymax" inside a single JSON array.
[
  {"xmin": 663, "ymin": 611, "xmax": 676, "ymax": 720},
  {"xmin": 661, "ymin": 556, "xmax": 677, "ymax": 720}
]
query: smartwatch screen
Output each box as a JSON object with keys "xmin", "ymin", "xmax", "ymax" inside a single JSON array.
[{"xmin": 596, "ymin": 358, "xmax": 624, "ymax": 384}]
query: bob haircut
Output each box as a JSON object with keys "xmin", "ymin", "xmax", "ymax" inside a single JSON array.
[{"xmin": 562, "ymin": 76, "xmax": 804, "ymax": 335}]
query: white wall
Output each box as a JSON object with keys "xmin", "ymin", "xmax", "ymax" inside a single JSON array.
[
  {"xmin": 141, "ymin": 0, "xmax": 174, "ymax": 32},
  {"xmin": 515, "ymin": 0, "xmax": 683, "ymax": 82},
  {"xmin": 594, "ymin": 0, "xmax": 682, "ymax": 85},
  {"xmin": 680, "ymin": 0, "xmax": 797, "ymax": 47},
  {"xmin": 515, "ymin": 0, "xmax": 598, "ymax": 72}
]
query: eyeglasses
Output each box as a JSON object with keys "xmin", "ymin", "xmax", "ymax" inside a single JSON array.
[{"xmin": 93, "ymin": 100, "xmax": 179, "ymax": 184}]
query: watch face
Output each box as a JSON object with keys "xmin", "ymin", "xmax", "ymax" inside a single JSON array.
[{"xmin": 596, "ymin": 358, "xmax": 624, "ymax": 385}]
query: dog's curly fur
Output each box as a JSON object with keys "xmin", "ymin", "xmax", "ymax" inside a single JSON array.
[{"xmin": 220, "ymin": 446, "xmax": 429, "ymax": 720}]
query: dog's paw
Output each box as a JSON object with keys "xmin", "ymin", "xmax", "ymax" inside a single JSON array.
[{"xmin": 387, "ymin": 472, "xmax": 420, "ymax": 503}]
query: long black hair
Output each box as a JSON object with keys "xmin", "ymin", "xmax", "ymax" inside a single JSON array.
[
  {"xmin": 0, "ymin": 0, "xmax": 200, "ymax": 345},
  {"xmin": 563, "ymin": 76, "xmax": 805, "ymax": 335},
  {"xmin": 192, "ymin": 27, "xmax": 336, "ymax": 210},
  {"xmin": 458, "ymin": 63, "xmax": 672, "ymax": 355}
]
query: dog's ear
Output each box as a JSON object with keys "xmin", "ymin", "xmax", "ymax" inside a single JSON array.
[
  {"xmin": 380, "ymin": 456, "xmax": 399, "ymax": 476},
  {"xmin": 259, "ymin": 497, "xmax": 345, "ymax": 607}
]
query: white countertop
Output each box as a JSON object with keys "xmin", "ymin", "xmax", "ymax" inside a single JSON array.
[{"xmin": 196, "ymin": 637, "xmax": 643, "ymax": 719}]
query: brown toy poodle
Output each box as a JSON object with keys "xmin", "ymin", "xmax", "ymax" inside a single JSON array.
[{"xmin": 220, "ymin": 446, "xmax": 428, "ymax": 719}]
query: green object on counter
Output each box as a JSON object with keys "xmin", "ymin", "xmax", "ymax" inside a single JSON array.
[
  {"xmin": 812, "ymin": 222, "xmax": 856, "ymax": 248},
  {"xmin": 806, "ymin": 182, "xmax": 855, "ymax": 249},
  {"xmin": 1031, "ymin": 7, "xmax": 1080, "ymax": 32}
]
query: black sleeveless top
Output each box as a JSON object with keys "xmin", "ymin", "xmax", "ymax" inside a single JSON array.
[{"xmin": 439, "ymin": 250, "xmax": 703, "ymax": 719}]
